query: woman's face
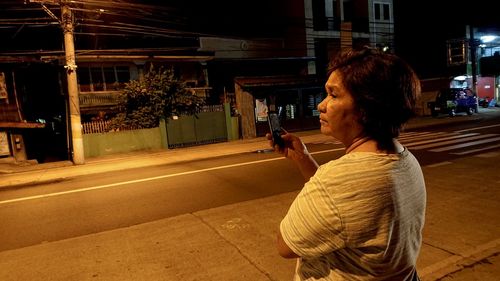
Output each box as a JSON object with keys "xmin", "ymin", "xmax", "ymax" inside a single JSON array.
[{"xmin": 318, "ymin": 70, "xmax": 363, "ymax": 144}]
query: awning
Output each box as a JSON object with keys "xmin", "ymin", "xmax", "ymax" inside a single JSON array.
[
  {"xmin": 234, "ymin": 75, "xmax": 322, "ymax": 90},
  {"xmin": 0, "ymin": 122, "xmax": 45, "ymax": 129}
]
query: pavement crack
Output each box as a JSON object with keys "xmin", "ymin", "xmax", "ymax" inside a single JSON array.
[
  {"xmin": 423, "ymin": 241, "xmax": 457, "ymax": 256},
  {"xmin": 434, "ymin": 254, "xmax": 499, "ymax": 281},
  {"xmin": 191, "ymin": 213, "xmax": 277, "ymax": 281}
]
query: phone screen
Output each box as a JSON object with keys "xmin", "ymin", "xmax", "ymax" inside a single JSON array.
[{"xmin": 268, "ymin": 112, "xmax": 284, "ymax": 147}]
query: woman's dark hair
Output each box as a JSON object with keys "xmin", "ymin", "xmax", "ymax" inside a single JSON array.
[{"xmin": 327, "ymin": 47, "xmax": 421, "ymax": 150}]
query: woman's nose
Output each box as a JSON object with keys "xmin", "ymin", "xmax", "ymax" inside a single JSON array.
[{"xmin": 317, "ymin": 98, "xmax": 326, "ymax": 112}]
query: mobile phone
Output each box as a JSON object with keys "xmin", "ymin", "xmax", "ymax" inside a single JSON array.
[{"xmin": 267, "ymin": 112, "xmax": 284, "ymax": 147}]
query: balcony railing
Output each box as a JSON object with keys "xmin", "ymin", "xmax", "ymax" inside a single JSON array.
[
  {"xmin": 79, "ymin": 87, "xmax": 212, "ymax": 110},
  {"xmin": 79, "ymin": 91, "xmax": 120, "ymax": 108}
]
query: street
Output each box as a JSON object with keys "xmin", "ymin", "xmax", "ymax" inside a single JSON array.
[{"xmin": 0, "ymin": 117, "xmax": 499, "ymax": 280}]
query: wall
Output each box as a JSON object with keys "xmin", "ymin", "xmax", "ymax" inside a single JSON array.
[
  {"xmin": 165, "ymin": 111, "xmax": 227, "ymax": 148},
  {"xmin": 477, "ymin": 76, "xmax": 495, "ymax": 99},
  {"xmin": 83, "ymin": 125, "xmax": 166, "ymax": 158}
]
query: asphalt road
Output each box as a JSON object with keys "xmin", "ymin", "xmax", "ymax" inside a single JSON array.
[
  {"xmin": 1, "ymin": 117, "xmax": 499, "ymax": 253},
  {"xmin": 0, "ymin": 148, "xmax": 332, "ymax": 251}
]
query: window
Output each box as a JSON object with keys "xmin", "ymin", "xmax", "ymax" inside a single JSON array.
[
  {"xmin": 77, "ymin": 65, "xmax": 131, "ymax": 92},
  {"xmin": 343, "ymin": 0, "xmax": 353, "ymax": 22},
  {"xmin": 374, "ymin": 2, "xmax": 391, "ymax": 22},
  {"xmin": 302, "ymin": 88, "xmax": 325, "ymax": 118},
  {"xmin": 312, "ymin": 0, "xmax": 328, "ymax": 31},
  {"xmin": 275, "ymin": 90, "xmax": 300, "ymax": 120}
]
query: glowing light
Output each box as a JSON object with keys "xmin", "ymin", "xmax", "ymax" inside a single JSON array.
[{"xmin": 480, "ymin": 35, "xmax": 497, "ymax": 43}]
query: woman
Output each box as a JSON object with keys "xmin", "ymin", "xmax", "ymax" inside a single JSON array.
[{"xmin": 268, "ymin": 47, "xmax": 426, "ymax": 280}]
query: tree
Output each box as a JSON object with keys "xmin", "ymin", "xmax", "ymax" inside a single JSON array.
[{"xmin": 111, "ymin": 65, "xmax": 204, "ymax": 129}]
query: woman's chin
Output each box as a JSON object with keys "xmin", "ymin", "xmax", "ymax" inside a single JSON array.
[{"xmin": 320, "ymin": 126, "xmax": 332, "ymax": 136}]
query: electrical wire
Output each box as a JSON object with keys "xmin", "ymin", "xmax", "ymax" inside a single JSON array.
[{"xmin": 0, "ymin": 1, "xmax": 396, "ymax": 54}]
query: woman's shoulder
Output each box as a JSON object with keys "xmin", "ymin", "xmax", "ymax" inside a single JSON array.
[
  {"xmin": 317, "ymin": 151, "xmax": 413, "ymax": 181},
  {"xmin": 323, "ymin": 151, "xmax": 398, "ymax": 167}
]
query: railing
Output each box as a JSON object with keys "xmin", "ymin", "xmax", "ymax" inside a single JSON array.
[
  {"xmin": 82, "ymin": 105, "xmax": 224, "ymax": 134},
  {"xmin": 79, "ymin": 92, "xmax": 120, "ymax": 108},
  {"xmin": 79, "ymin": 88, "xmax": 212, "ymax": 109},
  {"xmin": 82, "ymin": 120, "xmax": 142, "ymax": 134},
  {"xmin": 82, "ymin": 120, "xmax": 111, "ymax": 134}
]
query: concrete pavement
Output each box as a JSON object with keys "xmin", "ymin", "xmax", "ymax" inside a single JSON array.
[{"xmin": 0, "ymin": 108, "xmax": 499, "ymax": 280}]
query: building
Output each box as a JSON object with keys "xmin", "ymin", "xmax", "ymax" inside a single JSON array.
[
  {"xmin": 0, "ymin": 0, "xmax": 396, "ymax": 163},
  {"xmin": 216, "ymin": 0, "xmax": 396, "ymax": 138}
]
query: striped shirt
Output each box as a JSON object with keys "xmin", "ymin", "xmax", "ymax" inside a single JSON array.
[{"xmin": 280, "ymin": 149, "xmax": 426, "ymax": 280}]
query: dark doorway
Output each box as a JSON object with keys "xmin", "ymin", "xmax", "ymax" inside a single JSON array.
[{"xmin": 16, "ymin": 63, "xmax": 69, "ymax": 163}]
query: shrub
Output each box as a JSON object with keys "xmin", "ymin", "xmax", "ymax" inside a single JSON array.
[{"xmin": 110, "ymin": 65, "xmax": 204, "ymax": 129}]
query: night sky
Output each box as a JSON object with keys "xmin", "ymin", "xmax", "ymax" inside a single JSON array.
[
  {"xmin": 1, "ymin": 0, "xmax": 497, "ymax": 80},
  {"xmin": 393, "ymin": 0, "xmax": 498, "ymax": 79}
]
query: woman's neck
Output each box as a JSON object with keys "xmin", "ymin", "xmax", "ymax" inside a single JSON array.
[
  {"xmin": 345, "ymin": 137, "xmax": 404, "ymax": 154},
  {"xmin": 345, "ymin": 136, "xmax": 373, "ymax": 154}
]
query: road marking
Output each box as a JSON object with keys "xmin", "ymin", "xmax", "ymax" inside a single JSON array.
[
  {"xmin": 399, "ymin": 131, "xmax": 448, "ymax": 142},
  {"xmin": 408, "ymin": 134, "xmax": 496, "ymax": 150},
  {"xmin": 474, "ymin": 151, "xmax": 500, "ymax": 158},
  {"xmin": 0, "ymin": 148, "xmax": 344, "ymax": 205},
  {"xmin": 431, "ymin": 136, "xmax": 500, "ymax": 152},
  {"xmin": 425, "ymin": 161, "xmax": 453, "ymax": 168},
  {"xmin": 454, "ymin": 124, "xmax": 500, "ymax": 133},
  {"xmin": 404, "ymin": 133, "xmax": 478, "ymax": 147},
  {"xmin": 451, "ymin": 143, "xmax": 500, "ymax": 155}
]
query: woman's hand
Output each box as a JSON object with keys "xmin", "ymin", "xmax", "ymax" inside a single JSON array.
[
  {"xmin": 266, "ymin": 131, "xmax": 319, "ymax": 180},
  {"xmin": 266, "ymin": 132, "xmax": 306, "ymax": 160}
]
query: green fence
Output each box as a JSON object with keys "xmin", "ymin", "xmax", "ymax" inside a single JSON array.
[
  {"xmin": 166, "ymin": 110, "xmax": 227, "ymax": 148},
  {"xmin": 83, "ymin": 124, "xmax": 167, "ymax": 158},
  {"xmin": 82, "ymin": 103, "xmax": 239, "ymax": 157}
]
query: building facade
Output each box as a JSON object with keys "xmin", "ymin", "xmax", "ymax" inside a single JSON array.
[{"xmin": 0, "ymin": 0, "xmax": 395, "ymax": 162}]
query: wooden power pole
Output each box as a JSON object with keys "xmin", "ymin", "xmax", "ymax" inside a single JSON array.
[{"xmin": 61, "ymin": 2, "xmax": 84, "ymax": 164}]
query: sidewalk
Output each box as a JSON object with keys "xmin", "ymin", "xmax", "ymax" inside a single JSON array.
[{"xmin": 0, "ymin": 108, "xmax": 499, "ymax": 281}]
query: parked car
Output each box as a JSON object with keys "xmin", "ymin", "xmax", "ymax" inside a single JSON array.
[{"xmin": 430, "ymin": 88, "xmax": 478, "ymax": 117}]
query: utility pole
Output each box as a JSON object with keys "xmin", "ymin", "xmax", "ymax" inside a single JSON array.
[
  {"xmin": 61, "ymin": 2, "xmax": 84, "ymax": 164},
  {"xmin": 469, "ymin": 28, "xmax": 478, "ymax": 91},
  {"xmin": 467, "ymin": 25, "xmax": 480, "ymax": 113}
]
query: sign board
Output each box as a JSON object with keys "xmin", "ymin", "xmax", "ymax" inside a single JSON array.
[
  {"xmin": 0, "ymin": 131, "xmax": 10, "ymax": 156},
  {"xmin": 29, "ymin": 0, "xmax": 58, "ymax": 3},
  {"xmin": 0, "ymin": 72, "xmax": 7, "ymax": 99}
]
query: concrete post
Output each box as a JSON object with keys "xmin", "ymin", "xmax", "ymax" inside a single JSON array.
[
  {"xmin": 467, "ymin": 25, "xmax": 480, "ymax": 113},
  {"xmin": 61, "ymin": 4, "xmax": 84, "ymax": 164}
]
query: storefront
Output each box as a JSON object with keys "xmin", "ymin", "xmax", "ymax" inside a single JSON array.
[{"xmin": 234, "ymin": 75, "xmax": 325, "ymax": 139}]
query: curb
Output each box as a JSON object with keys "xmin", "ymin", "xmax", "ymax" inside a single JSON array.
[
  {"xmin": 0, "ymin": 160, "xmax": 73, "ymax": 174},
  {"xmin": 420, "ymin": 238, "xmax": 500, "ymax": 281},
  {"xmin": 0, "ymin": 177, "xmax": 68, "ymax": 190}
]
